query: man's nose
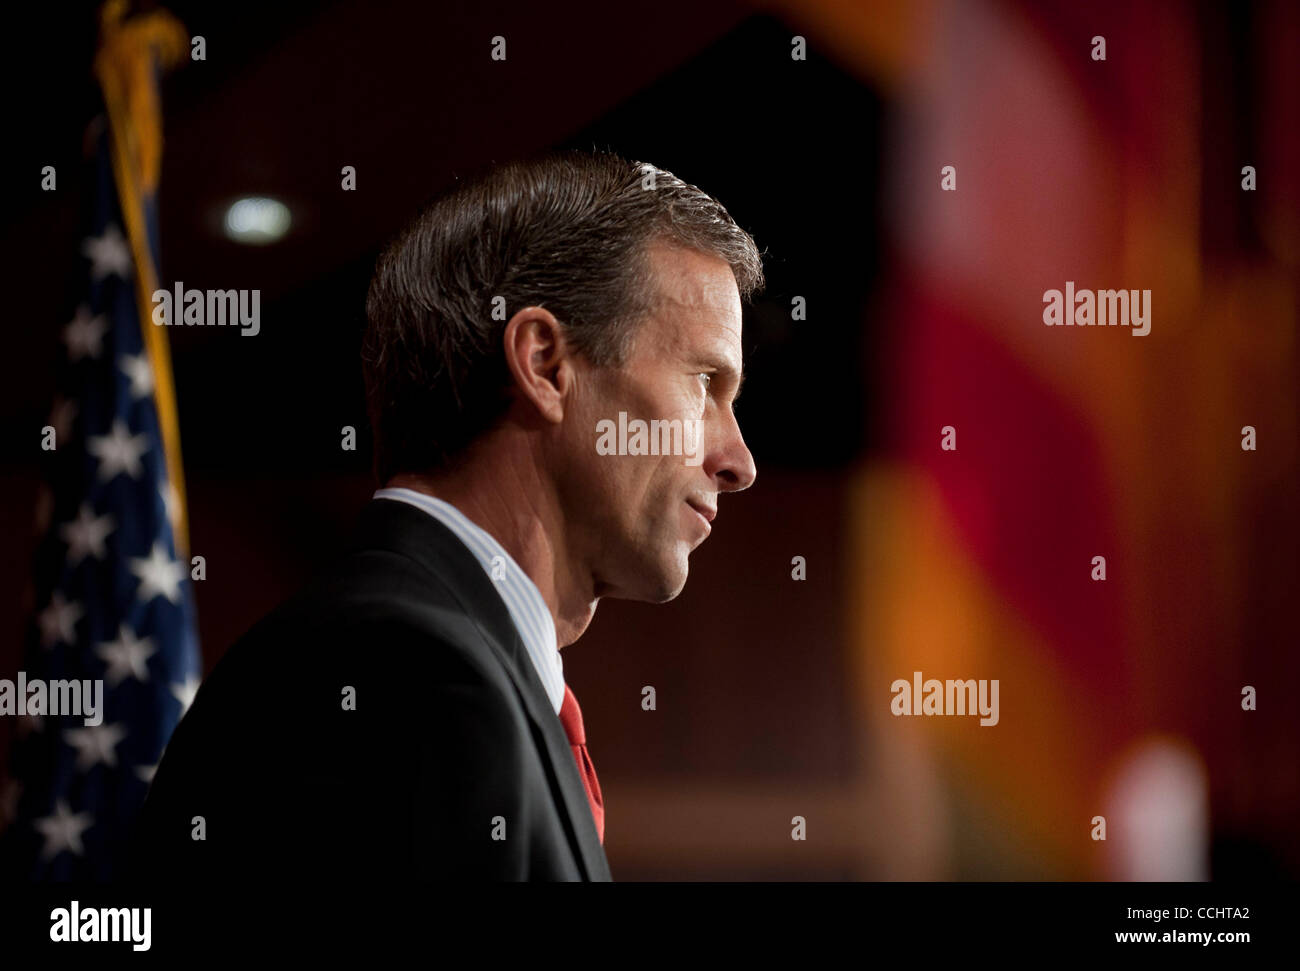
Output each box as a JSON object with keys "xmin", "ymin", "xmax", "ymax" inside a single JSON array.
[{"xmin": 707, "ymin": 414, "xmax": 757, "ymax": 493}]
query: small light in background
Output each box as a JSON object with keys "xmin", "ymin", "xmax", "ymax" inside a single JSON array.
[
  {"xmin": 1104, "ymin": 736, "xmax": 1209, "ymax": 881},
  {"xmin": 223, "ymin": 196, "xmax": 291, "ymax": 245}
]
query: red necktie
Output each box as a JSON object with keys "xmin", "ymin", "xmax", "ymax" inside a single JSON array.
[{"xmin": 559, "ymin": 683, "xmax": 604, "ymax": 844}]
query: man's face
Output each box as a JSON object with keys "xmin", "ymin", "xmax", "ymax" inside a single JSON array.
[{"xmin": 560, "ymin": 242, "xmax": 757, "ymax": 603}]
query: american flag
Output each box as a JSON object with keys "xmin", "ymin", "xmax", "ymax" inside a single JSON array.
[{"xmin": 0, "ymin": 8, "xmax": 198, "ymax": 880}]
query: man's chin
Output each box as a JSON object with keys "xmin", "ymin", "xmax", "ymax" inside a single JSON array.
[
  {"xmin": 651, "ymin": 558, "xmax": 691, "ymax": 602},
  {"xmin": 646, "ymin": 579, "xmax": 686, "ymax": 604},
  {"xmin": 605, "ymin": 557, "xmax": 689, "ymax": 604}
]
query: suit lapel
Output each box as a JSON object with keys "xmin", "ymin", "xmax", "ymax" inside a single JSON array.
[
  {"xmin": 354, "ymin": 498, "xmax": 611, "ymax": 881},
  {"xmin": 483, "ymin": 623, "xmax": 612, "ymax": 882}
]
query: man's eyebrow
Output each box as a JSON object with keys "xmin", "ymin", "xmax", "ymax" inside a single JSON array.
[{"xmin": 691, "ymin": 357, "xmax": 746, "ymax": 400}]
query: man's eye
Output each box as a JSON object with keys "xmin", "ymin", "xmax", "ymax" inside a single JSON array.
[{"xmin": 698, "ymin": 372, "xmax": 712, "ymax": 389}]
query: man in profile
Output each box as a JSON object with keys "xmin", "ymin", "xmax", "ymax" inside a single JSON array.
[{"xmin": 133, "ymin": 150, "xmax": 763, "ymax": 881}]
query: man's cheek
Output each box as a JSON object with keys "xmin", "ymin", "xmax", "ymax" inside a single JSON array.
[{"xmin": 682, "ymin": 418, "xmax": 704, "ymax": 466}]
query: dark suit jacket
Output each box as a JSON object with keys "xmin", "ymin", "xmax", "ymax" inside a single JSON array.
[{"xmin": 131, "ymin": 498, "xmax": 612, "ymax": 881}]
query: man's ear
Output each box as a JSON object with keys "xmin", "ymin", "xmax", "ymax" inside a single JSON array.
[{"xmin": 503, "ymin": 306, "xmax": 571, "ymax": 424}]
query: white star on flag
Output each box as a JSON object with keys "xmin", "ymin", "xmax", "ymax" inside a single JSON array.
[
  {"xmin": 87, "ymin": 418, "xmax": 148, "ymax": 481},
  {"xmin": 118, "ymin": 351, "xmax": 155, "ymax": 399},
  {"xmin": 60, "ymin": 503, "xmax": 115, "ymax": 565},
  {"xmin": 64, "ymin": 723, "xmax": 128, "ymax": 771},
  {"xmin": 130, "ymin": 541, "xmax": 186, "ymax": 604},
  {"xmin": 81, "ymin": 224, "xmax": 132, "ymax": 280},
  {"xmin": 171, "ymin": 674, "xmax": 201, "ymax": 714},
  {"xmin": 95, "ymin": 624, "xmax": 156, "ymax": 686},
  {"xmin": 37, "ymin": 592, "xmax": 83, "ymax": 648},
  {"xmin": 34, "ymin": 800, "xmax": 94, "ymax": 860},
  {"xmin": 62, "ymin": 305, "xmax": 109, "ymax": 362}
]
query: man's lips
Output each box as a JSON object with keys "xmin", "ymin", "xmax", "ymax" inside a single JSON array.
[{"xmin": 686, "ymin": 499, "xmax": 716, "ymax": 525}]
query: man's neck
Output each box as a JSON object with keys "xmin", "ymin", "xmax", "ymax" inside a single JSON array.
[{"xmin": 386, "ymin": 456, "xmax": 597, "ymax": 647}]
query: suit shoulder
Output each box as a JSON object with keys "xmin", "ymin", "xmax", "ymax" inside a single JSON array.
[{"xmin": 213, "ymin": 544, "xmax": 503, "ymax": 684}]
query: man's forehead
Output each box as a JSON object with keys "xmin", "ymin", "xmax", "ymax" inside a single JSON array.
[
  {"xmin": 643, "ymin": 243, "xmax": 743, "ymax": 351},
  {"xmin": 648, "ymin": 243, "xmax": 740, "ymax": 308}
]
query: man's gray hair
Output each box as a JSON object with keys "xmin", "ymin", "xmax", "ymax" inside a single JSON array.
[{"xmin": 362, "ymin": 149, "xmax": 764, "ymax": 482}]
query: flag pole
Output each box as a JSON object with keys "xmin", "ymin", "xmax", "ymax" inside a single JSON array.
[{"xmin": 92, "ymin": 0, "xmax": 191, "ymax": 556}]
